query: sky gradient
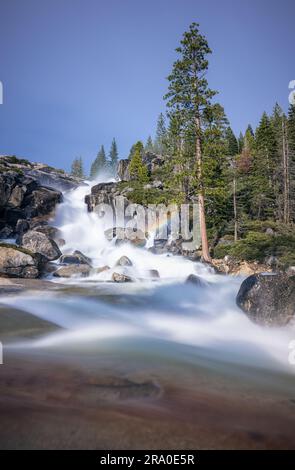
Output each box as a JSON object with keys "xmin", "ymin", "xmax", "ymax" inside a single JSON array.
[{"xmin": 0, "ymin": 0, "xmax": 294, "ymax": 173}]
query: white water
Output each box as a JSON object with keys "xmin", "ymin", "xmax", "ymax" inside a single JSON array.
[{"xmin": 2, "ymin": 178, "xmax": 295, "ymax": 375}]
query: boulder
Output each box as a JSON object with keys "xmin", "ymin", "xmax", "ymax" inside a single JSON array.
[
  {"xmin": 22, "ymin": 187, "xmax": 62, "ymax": 218},
  {"xmin": 149, "ymin": 269, "xmax": 160, "ymax": 279},
  {"xmin": 112, "ymin": 272, "xmax": 133, "ymax": 283},
  {"xmin": 21, "ymin": 230, "xmax": 61, "ymax": 261},
  {"xmin": 0, "ymin": 244, "xmax": 41, "ymax": 278},
  {"xmin": 115, "ymin": 256, "xmax": 133, "ymax": 267},
  {"xmin": 53, "ymin": 264, "xmax": 91, "ymax": 278},
  {"xmin": 59, "ymin": 251, "xmax": 92, "ymax": 267},
  {"xmin": 30, "ymin": 224, "xmax": 61, "ymax": 240},
  {"xmin": 185, "ymin": 274, "xmax": 204, "ymax": 287},
  {"xmin": 236, "ymin": 273, "xmax": 295, "ymax": 326}
]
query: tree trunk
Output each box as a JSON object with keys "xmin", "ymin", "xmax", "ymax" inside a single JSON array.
[{"xmin": 195, "ymin": 115, "xmax": 211, "ymax": 262}]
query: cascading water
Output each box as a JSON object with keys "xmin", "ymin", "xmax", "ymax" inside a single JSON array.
[{"xmin": 2, "ymin": 178, "xmax": 295, "ymax": 377}]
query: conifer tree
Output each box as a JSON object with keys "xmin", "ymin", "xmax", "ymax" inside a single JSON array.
[
  {"xmin": 252, "ymin": 112, "xmax": 276, "ymax": 219},
  {"xmin": 154, "ymin": 113, "xmax": 167, "ymax": 155},
  {"xmin": 90, "ymin": 145, "xmax": 107, "ymax": 179},
  {"xmin": 109, "ymin": 138, "xmax": 118, "ymax": 171},
  {"xmin": 129, "ymin": 141, "xmax": 149, "ymax": 183},
  {"xmin": 164, "ymin": 22, "xmax": 217, "ymax": 261}
]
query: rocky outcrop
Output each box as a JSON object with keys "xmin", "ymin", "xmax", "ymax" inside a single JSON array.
[
  {"xmin": 85, "ymin": 182, "xmax": 130, "ymax": 212},
  {"xmin": 211, "ymin": 257, "xmax": 271, "ymax": 276},
  {"xmin": 117, "ymin": 152, "xmax": 165, "ymax": 181},
  {"xmin": 0, "ymin": 155, "xmax": 82, "ymax": 191},
  {"xmin": 0, "ymin": 158, "xmax": 63, "ymax": 240},
  {"xmin": 0, "ymin": 244, "xmax": 43, "ymax": 278},
  {"xmin": 236, "ymin": 273, "xmax": 295, "ymax": 326}
]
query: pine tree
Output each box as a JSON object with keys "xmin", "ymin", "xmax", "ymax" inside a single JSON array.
[
  {"xmin": 71, "ymin": 157, "xmax": 84, "ymax": 178},
  {"xmin": 129, "ymin": 141, "xmax": 149, "ymax": 183},
  {"xmin": 145, "ymin": 136, "xmax": 154, "ymax": 153},
  {"xmin": 164, "ymin": 22, "xmax": 217, "ymax": 261},
  {"xmin": 90, "ymin": 145, "xmax": 107, "ymax": 179},
  {"xmin": 154, "ymin": 113, "xmax": 167, "ymax": 155},
  {"xmin": 109, "ymin": 138, "xmax": 118, "ymax": 171},
  {"xmin": 251, "ymin": 112, "xmax": 277, "ymax": 219}
]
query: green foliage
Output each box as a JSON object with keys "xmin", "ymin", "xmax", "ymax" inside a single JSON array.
[
  {"xmin": 7, "ymin": 156, "xmax": 31, "ymax": 166},
  {"xmin": 129, "ymin": 141, "xmax": 149, "ymax": 183},
  {"xmin": 214, "ymin": 225, "xmax": 295, "ymax": 267}
]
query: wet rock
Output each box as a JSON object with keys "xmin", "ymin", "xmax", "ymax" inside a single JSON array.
[
  {"xmin": 53, "ymin": 264, "xmax": 91, "ymax": 278},
  {"xmin": 112, "ymin": 272, "xmax": 133, "ymax": 283},
  {"xmin": 149, "ymin": 269, "xmax": 160, "ymax": 279},
  {"xmin": 185, "ymin": 274, "xmax": 204, "ymax": 287},
  {"xmin": 21, "ymin": 230, "xmax": 61, "ymax": 261},
  {"xmin": 85, "ymin": 182, "xmax": 128, "ymax": 212},
  {"xmin": 15, "ymin": 219, "xmax": 30, "ymax": 237},
  {"xmin": 0, "ymin": 226, "xmax": 13, "ymax": 239},
  {"xmin": 73, "ymin": 250, "xmax": 92, "ymax": 266},
  {"xmin": 115, "ymin": 256, "xmax": 133, "ymax": 267},
  {"xmin": 59, "ymin": 251, "xmax": 92, "ymax": 267},
  {"xmin": 236, "ymin": 273, "xmax": 295, "ymax": 326},
  {"xmin": 0, "ymin": 244, "xmax": 41, "ymax": 278}
]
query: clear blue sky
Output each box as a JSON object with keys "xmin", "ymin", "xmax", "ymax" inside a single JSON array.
[{"xmin": 0, "ymin": 0, "xmax": 294, "ymax": 173}]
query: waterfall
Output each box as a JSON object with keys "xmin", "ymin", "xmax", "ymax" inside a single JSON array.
[{"xmin": 2, "ymin": 178, "xmax": 295, "ymax": 376}]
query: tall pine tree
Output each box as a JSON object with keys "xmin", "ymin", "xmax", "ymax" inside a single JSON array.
[
  {"xmin": 164, "ymin": 22, "xmax": 217, "ymax": 261},
  {"xmin": 109, "ymin": 138, "xmax": 118, "ymax": 171}
]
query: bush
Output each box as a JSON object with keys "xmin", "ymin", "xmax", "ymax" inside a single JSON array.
[{"xmin": 214, "ymin": 230, "xmax": 295, "ymax": 267}]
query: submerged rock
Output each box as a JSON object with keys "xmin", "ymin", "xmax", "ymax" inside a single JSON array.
[
  {"xmin": 115, "ymin": 256, "xmax": 133, "ymax": 267},
  {"xmin": 236, "ymin": 273, "xmax": 295, "ymax": 326},
  {"xmin": 149, "ymin": 269, "xmax": 160, "ymax": 279},
  {"xmin": 53, "ymin": 264, "xmax": 91, "ymax": 278},
  {"xmin": 185, "ymin": 274, "xmax": 205, "ymax": 287},
  {"xmin": 21, "ymin": 230, "xmax": 61, "ymax": 261},
  {"xmin": 0, "ymin": 244, "xmax": 42, "ymax": 278},
  {"xmin": 112, "ymin": 272, "xmax": 133, "ymax": 283}
]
